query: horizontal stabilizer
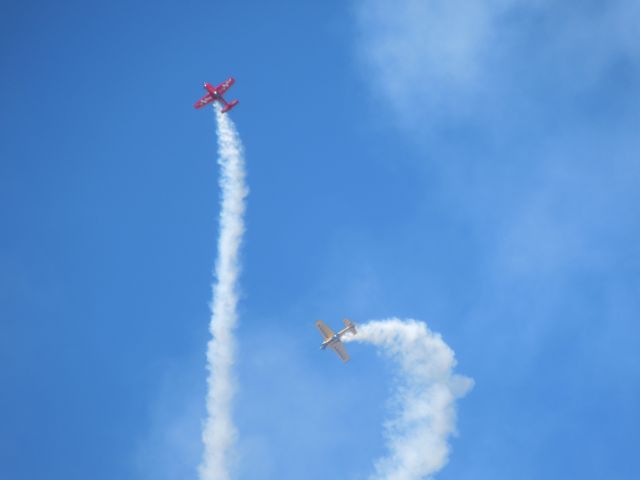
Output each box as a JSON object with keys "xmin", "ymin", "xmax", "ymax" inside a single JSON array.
[
  {"xmin": 343, "ymin": 318, "xmax": 357, "ymax": 334},
  {"xmin": 221, "ymin": 99, "xmax": 239, "ymax": 113}
]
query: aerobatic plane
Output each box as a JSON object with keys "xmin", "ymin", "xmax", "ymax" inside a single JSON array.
[
  {"xmin": 193, "ymin": 77, "xmax": 239, "ymax": 113},
  {"xmin": 316, "ymin": 319, "xmax": 357, "ymax": 363}
]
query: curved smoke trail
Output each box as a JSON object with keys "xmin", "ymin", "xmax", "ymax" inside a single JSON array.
[
  {"xmin": 199, "ymin": 107, "xmax": 248, "ymax": 480},
  {"xmin": 344, "ymin": 318, "xmax": 473, "ymax": 480},
  {"xmin": 196, "ymin": 108, "xmax": 469, "ymax": 480}
]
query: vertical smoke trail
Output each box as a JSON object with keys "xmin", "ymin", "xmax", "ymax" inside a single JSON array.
[
  {"xmin": 199, "ymin": 106, "xmax": 248, "ymax": 480},
  {"xmin": 344, "ymin": 318, "xmax": 473, "ymax": 480}
]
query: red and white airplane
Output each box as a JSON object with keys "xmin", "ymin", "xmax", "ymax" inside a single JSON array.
[{"xmin": 193, "ymin": 77, "xmax": 239, "ymax": 113}]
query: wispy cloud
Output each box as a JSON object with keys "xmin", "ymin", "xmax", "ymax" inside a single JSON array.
[
  {"xmin": 345, "ymin": 319, "xmax": 473, "ymax": 480},
  {"xmin": 354, "ymin": 0, "xmax": 640, "ymax": 127},
  {"xmin": 199, "ymin": 107, "xmax": 248, "ymax": 480},
  {"xmin": 356, "ymin": 0, "xmax": 499, "ymax": 118},
  {"xmin": 354, "ymin": 0, "xmax": 640, "ymax": 294},
  {"xmin": 134, "ymin": 360, "xmax": 203, "ymax": 480}
]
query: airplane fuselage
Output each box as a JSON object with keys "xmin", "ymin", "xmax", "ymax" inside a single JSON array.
[
  {"xmin": 320, "ymin": 334, "xmax": 341, "ymax": 350},
  {"xmin": 319, "ymin": 325, "xmax": 355, "ymax": 350},
  {"xmin": 204, "ymin": 83, "xmax": 223, "ymax": 100}
]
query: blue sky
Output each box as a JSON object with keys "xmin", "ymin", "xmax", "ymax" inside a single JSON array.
[{"xmin": 2, "ymin": 1, "xmax": 639, "ymax": 479}]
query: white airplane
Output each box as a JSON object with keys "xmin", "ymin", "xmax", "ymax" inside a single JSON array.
[{"xmin": 316, "ymin": 319, "xmax": 357, "ymax": 363}]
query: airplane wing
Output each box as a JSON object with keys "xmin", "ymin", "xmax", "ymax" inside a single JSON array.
[
  {"xmin": 194, "ymin": 93, "xmax": 214, "ymax": 109},
  {"xmin": 330, "ymin": 342, "xmax": 350, "ymax": 363},
  {"xmin": 215, "ymin": 77, "xmax": 235, "ymax": 95},
  {"xmin": 315, "ymin": 320, "xmax": 335, "ymax": 340}
]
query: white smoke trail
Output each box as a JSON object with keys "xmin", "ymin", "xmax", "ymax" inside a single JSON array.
[
  {"xmin": 199, "ymin": 106, "xmax": 248, "ymax": 480},
  {"xmin": 344, "ymin": 318, "xmax": 473, "ymax": 480}
]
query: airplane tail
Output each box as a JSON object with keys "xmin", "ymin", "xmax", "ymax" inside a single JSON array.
[
  {"xmin": 343, "ymin": 319, "xmax": 357, "ymax": 335},
  {"xmin": 221, "ymin": 99, "xmax": 239, "ymax": 113}
]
